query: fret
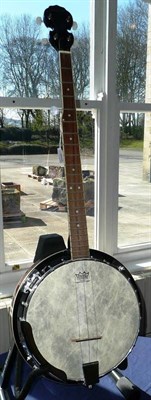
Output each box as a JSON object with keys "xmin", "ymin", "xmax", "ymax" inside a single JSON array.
[
  {"xmin": 62, "ymin": 122, "xmax": 77, "ymax": 133},
  {"xmin": 66, "ymin": 199, "xmax": 86, "ymax": 207},
  {"xmin": 69, "ymin": 211, "xmax": 87, "ymax": 222},
  {"xmin": 71, "ymin": 246, "xmax": 90, "ymax": 253},
  {"xmin": 66, "ymin": 179, "xmax": 83, "ymax": 187},
  {"xmin": 67, "ymin": 209, "xmax": 86, "ymax": 217},
  {"xmin": 63, "ymin": 97, "xmax": 75, "ymax": 109},
  {"xmin": 60, "ymin": 52, "xmax": 72, "ymax": 68},
  {"xmin": 67, "ymin": 192, "xmax": 85, "ymax": 202},
  {"xmin": 63, "ymin": 144, "xmax": 80, "ymax": 155},
  {"xmin": 68, "ymin": 170, "xmax": 82, "ymax": 179},
  {"xmin": 63, "ymin": 138, "xmax": 79, "ymax": 144},
  {"xmin": 64, "ymin": 154, "xmax": 81, "ymax": 163},
  {"xmin": 68, "ymin": 235, "xmax": 89, "ymax": 245},
  {"xmin": 69, "ymin": 240, "xmax": 89, "ymax": 246},
  {"xmin": 68, "ymin": 197, "xmax": 86, "ymax": 212},
  {"xmin": 70, "ymin": 229, "xmax": 88, "ymax": 242},
  {"xmin": 62, "ymin": 83, "xmax": 74, "ymax": 96},
  {"xmin": 67, "ymin": 183, "xmax": 83, "ymax": 191},
  {"xmin": 67, "ymin": 179, "xmax": 83, "ymax": 187},
  {"xmin": 63, "ymin": 135, "xmax": 79, "ymax": 145},
  {"xmin": 72, "ymin": 250, "xmax": 90, "ymax": 259},
  {"xmin": 69, "ymin": 213, "xmax": 86, "ymax": 219},
  {"xmin": 69, "ymin": 227, "xmax": 88, "ymax": 238},
  {"xmin": 68, "ymin": 214, "xmax": 86, "ymax": 227},
  {"xmin": 71, "ymin": 244, "xmax": 89, "ymax": 251},
  {"xmin": 66, "ymin": 177, "xmax": 83, "ymax": 185},
  {"xmin": 67, "ymin": 193, "xmax": 85, "ymax": 199},
  {"xmin": 69, "ymin": 219, "xmax": 88, "ymax": 230},
  {"xmin": 65, "ymin": 165, "xmax": 82, "ymax": 174},
  {"xmin": 63, "ymin": 143, "xmax": 80, "ymax": 147},
  {"xmin": 71, "ymin": 245, "xmax": 89, "ymax": 252},
  {"xmin": 67, "ymin": 192, "xmax": 84, "ymax": 198},
  {"xmin": 66, "ymin": 206, "xmax": 86, "ymax": 213},
  {"xmin": 66, "ymin": 179, "xmax": 83, "ymax": 186},
  {"xmin": 61, "ymin": 69, "xmax": 73, "ymax": 83},
  {"xmin": 69, "ymin": 234, "xmax": 89, "ymax": 255},
  {"xmin": 63, "ymin": 132, "xmax": 79, "ymax": 135},
  {"xmin": 69, "ymin": 241, "xmax": 88, "ymax": 255},
  {"xmin": 62, "ymin": 110, "xmax": 76, "ymax": 121},
  {"xmin": 62, "ymin": 120, "xmax": 77, "ymax": 123}
]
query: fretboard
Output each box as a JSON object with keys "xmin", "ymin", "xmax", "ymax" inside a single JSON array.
[{"xmin": 59, "ymin": 51, "xmax": 90, "ymax": 260}]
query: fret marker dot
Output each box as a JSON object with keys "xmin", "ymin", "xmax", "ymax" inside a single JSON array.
[
  {"xmin": 76, "ymin": 210, "xmax": 79, "ymax": 214},
  {"xmin": 72, "ymin": 168, "xmax": 75, "ymax": 172},
  {"xmin": 68, "ymin": 114, "xmax": 71, "ymax": 117},
  {"xmin": 78, "ymin": 186, "xmax": 81, "ymax": 189},
  {"xmin": 70, "ymin": 137, "xmax": 73, "ymax": 141},
  {"xmin": 77, "ymin": 224, "xmax": 80, "ymax": 228},
  {"xmin": 67, "ymin": 88, "xmax": 70, "ymax": 91},
  {"xmin": 70, "ymin": 186, "xmax": 72, "ymax": 190}
]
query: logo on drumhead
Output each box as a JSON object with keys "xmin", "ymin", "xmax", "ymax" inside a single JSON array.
[{"xmin": 75, "ymin": 271, "xmax": 90, "ymax": 283}]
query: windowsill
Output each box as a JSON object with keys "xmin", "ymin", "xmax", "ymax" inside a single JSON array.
[
  {"xmin": 0, "ymin": 257, "xmax": 151, "ymax": 300},
  {"xmin": 125, "ymin": 260, "xmax": 151, "ymax": 278},
  {"xmin": 0, "ymin": 259, "xmax": 32, "ymax": 299}
]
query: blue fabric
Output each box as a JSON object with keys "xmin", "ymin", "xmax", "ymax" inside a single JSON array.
[
  {"xmin": 124, "ymin": 336, "xmax": 151, "ymax": 394},
  {"xmin": 0, "ymin": 336, "xmax": 151, "ymax": 399}
]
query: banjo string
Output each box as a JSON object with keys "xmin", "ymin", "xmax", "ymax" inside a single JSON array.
[
  {"xmin": 75, "ymin": 262, "xmax": 100, "ymax": 365},
  {"xmin": 75, "ymin": 272, "xmax": 85, "ymax": 366},
  {"xmin": 83, "ymin": 277, "xmax": 91, "ymax": 363},
  {"xmin": 90, "ymin": 269, "xmax": 99, "ymax": 362}
]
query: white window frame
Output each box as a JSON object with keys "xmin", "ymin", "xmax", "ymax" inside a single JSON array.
[
  {"xmin": 0, "ymin": 0, "xmax": 151, "ymax": 295},
  {"xmin": 90, "ymin": 0, "xmax": 151, "ymax": 266}
]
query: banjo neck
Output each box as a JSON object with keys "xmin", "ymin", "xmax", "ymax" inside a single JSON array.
[{"xmin": 59, "ymin": 51, "xmax": 90, "ymax": 260}]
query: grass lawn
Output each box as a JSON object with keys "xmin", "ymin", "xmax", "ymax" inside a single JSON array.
[{"xmin": 120, "ymin": 139, "xmax": 143, "ymax": 150}]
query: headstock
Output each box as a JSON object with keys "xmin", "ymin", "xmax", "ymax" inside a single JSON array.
[{"xmin": 43, "ymin": 5, "xmax": 74, "ymax": 52}]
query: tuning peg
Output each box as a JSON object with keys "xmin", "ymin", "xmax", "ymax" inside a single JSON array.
[
  {"xmin": 72, "ymin": 21, "xmax": 78, "ymax": 30},
  {"xmin": 72, "ymin": 39, "xmax": 78, "ymax": 49},
  {"xmin": 50, "ymin": 106, "xmax": 59, "ymax": 116},
  {"xmin": 41, "ymin": 38, "xmax": 49, "ymax": 45},
  {"xmin": 36, "ymin": 16, "xmax": 43, "ymax": 25}
]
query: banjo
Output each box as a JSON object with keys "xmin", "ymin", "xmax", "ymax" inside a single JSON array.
[{"xmin": 12, "ymin": 5, "xmax": 141, "ymax": 386}]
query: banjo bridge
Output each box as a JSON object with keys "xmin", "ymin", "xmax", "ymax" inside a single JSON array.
[{"xmin": 71, "ymin": 335, "xmax": 102, "ymax": 343}]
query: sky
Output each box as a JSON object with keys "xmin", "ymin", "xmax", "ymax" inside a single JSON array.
[
  {"xmin": 0, "ymin": 0, "xmax": 132, "ymax": 26},
  {"xmin": 0, "ymin": 0, "xmax": 90, "ymax": 25}
]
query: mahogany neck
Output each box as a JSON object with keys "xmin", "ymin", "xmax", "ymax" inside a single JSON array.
[{"xmin": 59, "ymin": 51, "xmax": 89, "ymax": 260}]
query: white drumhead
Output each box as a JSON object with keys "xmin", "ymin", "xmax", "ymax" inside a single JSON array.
[{"xmin": 26, "ymin": 259, "xmax": 140, "ymax": 381}]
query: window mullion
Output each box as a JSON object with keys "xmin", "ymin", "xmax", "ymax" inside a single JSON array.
[
  {"xmin": 91, "ymin": 0, "xmax": 119, "ymax": 255},
  {"xmin": 0, "ymin": 174, "xmax": 5, "ymax": 272}
]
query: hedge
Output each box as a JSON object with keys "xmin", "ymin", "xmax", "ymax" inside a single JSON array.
[{"xmin": 0, "ymin": 143, "xmax": 58, "ymax": 155}]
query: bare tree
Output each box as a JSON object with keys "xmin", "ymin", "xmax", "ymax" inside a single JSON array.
[
  {"xmin": 117, "ymin": 0, "xmax": 147, "ymax": 103},
  {"xmin": 0, "ymin": 109, "xmax": 4, "ymax": 128},
  {"xmin": 117, "ymin": 0, "xmax": 148, "ymax": 136},
  {"xmin": 40, "ymin": 24, "xmax": 90, "ymax": 99},
  {"xmin": 0, "ymin": 14, "xmax": 60, "ymax": 127},
  {"xmin": 0, "ymin": 15, "xmax": 89, "ymax": 99},
  {"xmin": 0, "ymin": 14, "xmax": 47, "ymax": 97},
  {"xmin": 40, "ymin": 43, "xmax": 60, "ymax": 98},
  {"xmin": 72, "ymin": 24, "xmax": 90, "ymax": 99},
  {"xmin": 0, "ymin": 15, "xmax": 90, "ymax": 129}
]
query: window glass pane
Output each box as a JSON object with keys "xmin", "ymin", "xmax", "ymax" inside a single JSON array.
[
  {"xmin": 0, "ymin": 109, "xmax": 94, "ymax": 265},
  {"xmin": 0, "ymin": 0, "xmax": 90, "ymax": 99},
  {"xmin": 117, "ymin": 0, "xmax": 148, "ymax": 103},
  {"xmin": 118, "ymin": 112, "xmax": 151, "ymax": 247}
]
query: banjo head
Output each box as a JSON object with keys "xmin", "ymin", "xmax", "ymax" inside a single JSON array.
[{"xmin": 12, "ymin": 249, "xmax": 141, "ymax": 383}]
